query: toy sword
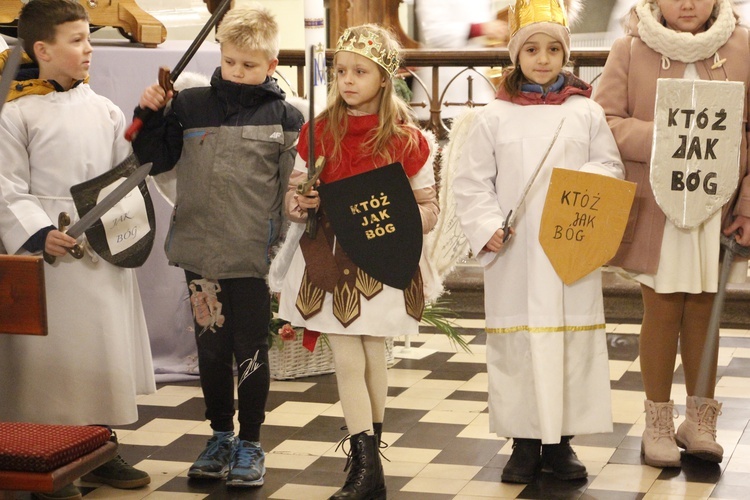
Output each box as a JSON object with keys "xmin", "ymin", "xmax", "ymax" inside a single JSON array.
[
  {"xmin": 43, "ymin": 162, "xmax": 152, "ymax": 264},
  {"xmin": 124, "ymin": 0, "xmax": 233, "ymax": 141},
  {"xmin": 694, "ymin": 233, "xmax": 750, "ymax": 397},
  {"xmin": 300, "ymin": 44, "xmax": 324, "ymax": 239},
  {"xmin": 502, "ymin": 117, "xmax": 565, "ymax": 242},
  {"xmin": 0, "ymin": 44, "xmax": 23, "ymax": 117}
]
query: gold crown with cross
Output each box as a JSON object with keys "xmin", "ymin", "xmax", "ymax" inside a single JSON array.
[
  {"xmin": 335, "ymin": 28, "xmax": 400, "ymax": 76},
  {"xmin": 509, "ymin": 0, "xmax": 569, "ymax": 38}
]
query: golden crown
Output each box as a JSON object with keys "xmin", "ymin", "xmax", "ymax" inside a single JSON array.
[
  {"xmin": 509, "ymin": 0, "xmax": 569, "ymax": 38},
  {"xmin": 335, "ymin": 28, "xmax": 400, "ymax": 76}
]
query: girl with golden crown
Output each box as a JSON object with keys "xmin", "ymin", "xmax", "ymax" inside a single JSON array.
[
  {"xmin": 596, "ymin": 0, "xmax": 750, "ymax": 469},
  {"xmin": 453, "ymin": 0, "xmax": 624, "ymax": 484},
  {"xmin": 278, "ymin": 24, "xmax": 439, "ymax": 499}
]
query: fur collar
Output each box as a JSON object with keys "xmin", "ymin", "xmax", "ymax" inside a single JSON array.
[{"xmin": 635, "ymin": 0, "xmax": 736, "ymax": 63}]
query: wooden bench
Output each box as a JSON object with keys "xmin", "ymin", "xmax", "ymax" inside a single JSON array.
[
  {"xmin": 1, "ymin": 262, "xmax": 118, "ymax": 497},
  {"xmin": 0, "ymin": 255, "xmax": 47, "ymax": 336},
  {"xmin": 0, "ymin": 423, "xmax": 116, "ymax": 498}
]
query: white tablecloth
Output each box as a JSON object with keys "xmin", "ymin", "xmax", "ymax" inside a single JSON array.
[
  {"xmin": 90, "ymin": 39, "xmax": 224, "ymax": 381},
  {"xmin": 89, "ymin": 39, "xmax": 221, "ymax": 115}
]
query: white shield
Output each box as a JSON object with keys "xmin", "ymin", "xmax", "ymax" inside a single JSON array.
[{"xmin": 651, "ymin": 79, "xmax": 743, "ymax": 229}]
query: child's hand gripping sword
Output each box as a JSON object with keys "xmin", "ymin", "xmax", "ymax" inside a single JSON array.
[
  {"xmin": 502, "ymin": 117, "xmax": 565, "ymax": 243},
  {"xmin": 124, "ymin": 0, "xmax": 233, "ymax": 141},
  {"xmin": 42, "ymin": 162, "xmax": 152, "ymax": 264}
]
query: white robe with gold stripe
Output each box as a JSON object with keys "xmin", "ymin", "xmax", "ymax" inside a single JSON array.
[{"xmin": 453, "ymin": 96, "xmax": 622, "ymax": 442}]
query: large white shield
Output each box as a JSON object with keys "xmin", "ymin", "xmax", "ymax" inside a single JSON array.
[{"xmin": 651, "ymin": 79, "xmax": 744, "ymax": 229}]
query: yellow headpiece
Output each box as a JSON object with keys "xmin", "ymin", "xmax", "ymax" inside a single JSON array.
[
  {"xmin": 509, "ymin": 0, "xmax": 569, "ymax": 38},
  {"xmin": 335, "ymin": 27, "xmax": 400, "ymax": 77}
]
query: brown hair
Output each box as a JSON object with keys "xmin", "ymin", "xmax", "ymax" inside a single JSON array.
[
  {"xmin": 18, "ymin": 0, "xmax": 88, "ymax": 63},
  {"xmin": 500, "ymin": 65, "xmax": 527, "ymax": 98}
]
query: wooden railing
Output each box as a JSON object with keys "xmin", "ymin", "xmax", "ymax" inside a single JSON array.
[{"xmin": 277, "ymin": 47, "xmax": 611, "ymax": 139}]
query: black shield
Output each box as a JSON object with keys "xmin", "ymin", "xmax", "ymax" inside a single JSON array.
[
  {"xmin": 318, "ymin": 163, "xmax": 422, "ymax": 290},
  {"xmin": 70, "ymin": 154, "xmax": 155, "ymax": 268}
]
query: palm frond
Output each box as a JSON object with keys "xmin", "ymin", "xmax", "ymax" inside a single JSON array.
[{"xmin": 422, "ymin": 300, "xmax": 472, "ymax": 353}]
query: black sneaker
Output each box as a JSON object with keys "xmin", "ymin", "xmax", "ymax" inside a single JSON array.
[
  {"xmin": 188, "ymin": 431, "xmax": 237, "ymax": 479},
  {"xmin": 81, "ymin": 454, "xmax": 151, "ymax": 489}
]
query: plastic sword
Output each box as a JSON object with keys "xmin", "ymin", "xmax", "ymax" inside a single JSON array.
[
  {"xmin": 43, "ymin": 162, "xmax": 153, "ymax": 264},
  {"xmin": 0, "ymin": 44, "xmax": 23, "ymax": 117},
  {"xmin": 502, "ymin": 117, "xmax": 565, "ymax": 242},
  {"xmin": 124, "ymin": 0, "xmax": 233, "ymax": 141},
  {"xmin": 298, "ymin": 44, "xmax": 326, "ymax": 239}
]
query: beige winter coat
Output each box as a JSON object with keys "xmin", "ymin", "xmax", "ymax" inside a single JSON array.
[{"xmin": 594, "ymin": 11, "xmax": 750, "ymax": 274}]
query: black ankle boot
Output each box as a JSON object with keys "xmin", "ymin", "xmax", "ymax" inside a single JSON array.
[
  {"xmin": 541, "ymin": 436, "xmax": 587, "ymax": 480},
  {"xmin": 329, "ymin": 432, "xmax": 386, "ymax": 500},
  {"xmin": 501, "ymin": 438, "xmax": 541, "ymax": 483}
]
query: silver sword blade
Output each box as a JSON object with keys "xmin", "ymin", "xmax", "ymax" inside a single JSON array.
[
  {"xmin": 0, "ymin": 44, "xmax": 23, "ymax": 117},
  {"xmin": 305, "ymin": 44, "xmax": 318, "ymax": 239},
  {"xmin": 505, "ymin": 117, "xmax": 565, "ymax": 231},
  {"xmin": 65, "ymin": 162, "xmax": 152, "ymax": 239}
]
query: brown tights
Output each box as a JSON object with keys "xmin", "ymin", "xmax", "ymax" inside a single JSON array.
[{"xmin": 639, "ymin": 285, "xmax": 717, "ymax": 401}]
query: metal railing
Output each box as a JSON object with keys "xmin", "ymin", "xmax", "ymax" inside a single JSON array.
[{"xmin": 277, "ymin": 47, "xmax": 610, "ymax": 139}]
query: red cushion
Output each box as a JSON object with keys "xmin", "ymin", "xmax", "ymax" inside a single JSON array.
[{"xmin": 0, "ymin": 422, "xmax": 112, "ymax": 473}]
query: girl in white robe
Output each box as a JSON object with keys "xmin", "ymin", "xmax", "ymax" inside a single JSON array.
[{"xmin": 453, "ymin": 0, "xmax": 623, "ymax": 485}]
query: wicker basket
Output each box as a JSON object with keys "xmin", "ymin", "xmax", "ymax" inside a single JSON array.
[{"xmin": 269, "ymin": 336, "xmax": 395, "ymax": 380}]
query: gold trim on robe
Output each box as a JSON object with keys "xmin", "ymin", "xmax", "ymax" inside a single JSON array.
[{"xmin": 296, "ymin": 210, "xmax": 424, "ymax": 327}]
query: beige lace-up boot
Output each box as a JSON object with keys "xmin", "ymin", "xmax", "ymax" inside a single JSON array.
[
  {"xmin": 675, "ymin": 396, "xmax": 723, "ymax": 463},
  {"xmin": 642, "ymin": 400, "xmax": 681, "ymax": 467}
]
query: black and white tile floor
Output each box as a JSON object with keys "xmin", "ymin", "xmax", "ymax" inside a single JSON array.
[{"xmin": 37, "ymin": 318, "xmax": 750, "ymax": 499}]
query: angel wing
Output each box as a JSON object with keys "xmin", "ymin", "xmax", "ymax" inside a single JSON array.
[{"xmin": 422, "ymin": 108, "xmax": 479, "ymax": 301}]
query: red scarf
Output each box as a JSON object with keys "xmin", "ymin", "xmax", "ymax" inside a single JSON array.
[{"xmin": 297, "ymin": 114, "xmax": 429, "ymax": 183}]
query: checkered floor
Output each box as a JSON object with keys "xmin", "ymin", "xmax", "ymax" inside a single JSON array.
[{"xmin": 26, "ymin": 317, "xmax": 750, "ymax": 499}]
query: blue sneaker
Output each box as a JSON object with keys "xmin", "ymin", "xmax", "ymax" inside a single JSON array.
[
  {"xmin": 188, "ymin": 431, "xmax": 237, "ymax": 479},
  {"xmin": 227, "ymin": 440, "xmax": 266, "ymax": 487}
]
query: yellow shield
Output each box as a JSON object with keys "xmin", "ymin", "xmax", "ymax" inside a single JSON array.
[{"xmin": 539, "ymin": 169, "xmax": 635, "ymax": 285}]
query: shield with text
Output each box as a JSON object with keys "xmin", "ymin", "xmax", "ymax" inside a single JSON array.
[
  {"xmin": 70, "ymin": 154, "xmax": 155, "ymax": 268},
  {"xmin": 651, "ymin": 79, "xmax": 743, "ymax": 229},
  {"xmin": 318, "ymin": 163, "xmax": 422, "ymax": 290},
  {"xmin": 539, "ymin": 168, "xmax": 636, "ymax": 285}
]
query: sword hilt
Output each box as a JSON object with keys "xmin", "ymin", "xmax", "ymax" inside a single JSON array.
[
  {"xmin": 125, "ymin": 68, "xmax": 175, "ymax": 142},
  {"xmin": 306, "ymin": 210, "xmax": 318, "ymax": 239},
  {"xmin": 125, "ymin": 109, "xmax": 149, "ymax": 142},
  {"xmin": 301, "ymin": 158, "xmax": 324, "ymax": 239},
  {"xmin": 720, "ymin": 233, "xmax": 750, "ymax": 258},
  {"xmin": 501, "ymin": 209, "xmax": 514, "ymax": 243},
  {"xmin": 42, "ymin": 212, "xmax": 84, "ymax": 264},
  {"xmin": 158, "ymin": 67, "xmax": 175, "ymax": 96},
  {"xmin": 297, "ymin": 158, "xmax": 326, "ymax": 195}
]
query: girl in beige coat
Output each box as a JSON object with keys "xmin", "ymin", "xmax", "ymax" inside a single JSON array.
[{"xmin": 595, "ymin": 0, "xmax": 750, "ymax": 468}]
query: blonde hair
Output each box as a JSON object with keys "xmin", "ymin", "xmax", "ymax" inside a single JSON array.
[
  {"xmin": 320, "ymin": 24, "xmax": 420, "ymax": 165},
  {"xmin": 216, "ymin": 5, "xmax": 280, "ymax": 60}
]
